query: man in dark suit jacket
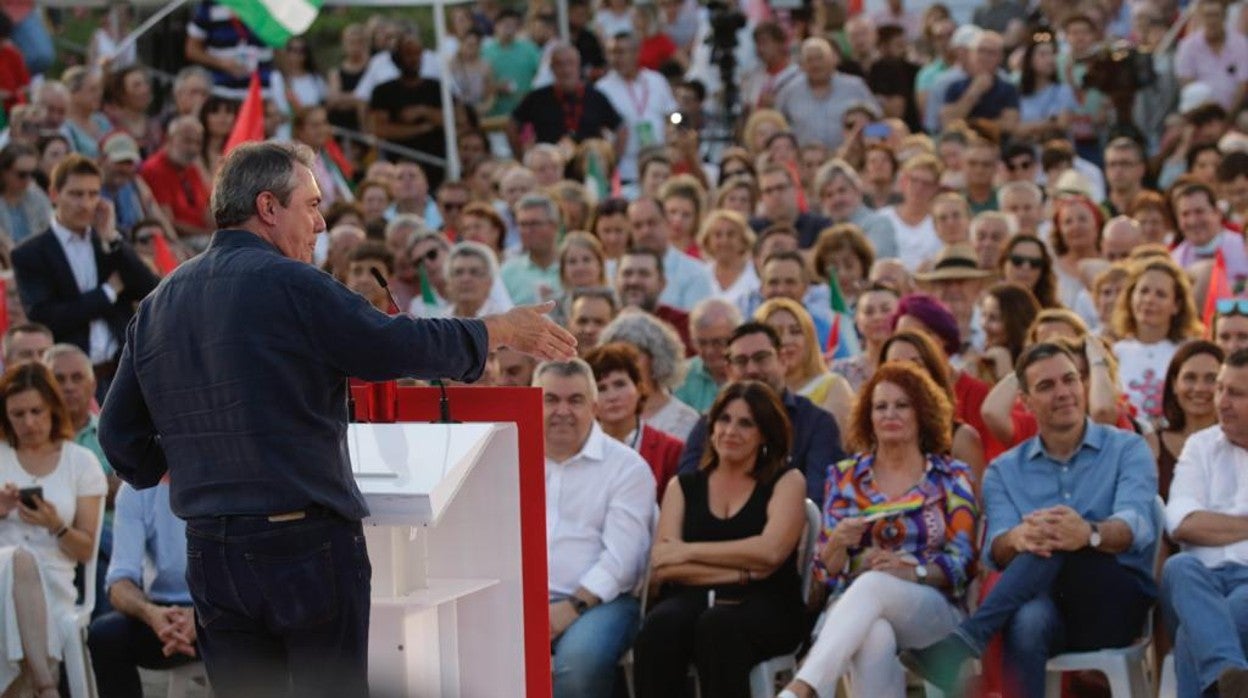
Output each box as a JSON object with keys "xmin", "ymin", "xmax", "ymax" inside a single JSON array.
[{"xmin": 12, "ymin": 155, "xmax": 159, "ymax": 400}]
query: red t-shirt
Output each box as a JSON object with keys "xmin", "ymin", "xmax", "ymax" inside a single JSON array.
[
  {"xmin": 0, "ymin": 43, "xmax": 29, "ymax": 112},
  {"xmin": 138, "ymin": 150, "xmax": 211, "ymax": 231},
  {"xmin": 638, "ymin": 34, "xmax": 678, "ymax": 71}
]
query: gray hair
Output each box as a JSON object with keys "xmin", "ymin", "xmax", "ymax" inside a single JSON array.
[
  {"xmin": 33, "ymin": 80, "xmax": 68, "ymax": 104},
  {"xmin": 515, "ymin": 193, "xmax": 561, "ymax": 225},
  {"xmin": 998, "ymin": 180, "xmax": 1043, "ymax": 204},
  {"xmin": 386, "ymin": 214, "xmax": 427, "ymax": 252},
  {"xmin": 533, "ymin": 357, "xmax": 598, "ymax": 400},
  {"xmin": 523, "ymin": 143, "xmax": 564, "ymax": 169},
  {"xmin": 173, "ymin": 65, "xmax": 213, "ymax": 92},
  {"xmin": 445, "ymin": 240, "xmax": 499, "ymax": 282},
  {"xmin": 42, "ymin": 343, "xmax": 93, "ymax": 376},
  {"xmin": 690, "ymin": 297, "xmax": 743, "ymax": 332},
  {"xmin": 599, "ymin": 309, "xmax": 687, "ymax": 389},
  {"xmin": 970, "ymin": 210, "xmax": 1018, "ymax": 239},
  {"xmin": 813, "ymin": 158, "xmax": 863, "ymax": 196},
  {"xmin": 211, "ymin": 142, "xmax": 316, "ymax": 229}
]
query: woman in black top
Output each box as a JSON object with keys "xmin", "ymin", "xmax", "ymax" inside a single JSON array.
[{"xmin": 632, "ymin": 381, "xmax": 808, "ymax": 698}]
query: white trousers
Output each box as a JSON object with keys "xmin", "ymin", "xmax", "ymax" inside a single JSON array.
[{"xmin": 795, "ymin": 570, "xmax": 963, "ymax": 698}]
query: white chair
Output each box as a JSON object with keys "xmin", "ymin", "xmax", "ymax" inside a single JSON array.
[
  {"xmin": 745, "ymin": 498, "xmax": 823, "ymax": 697},
  {"xmin": 1158, "ymin": 652, "xmax": 1176, "ymax": 698},
  {"xmin": 1040, "ymin": 496, "xmax": 1167, "ymax": 698},
  {"xmin": 61, "ymin": 502, "xmax": 106, "ymax": 698},
  {"xmin": 166, "ymin": 661, "xmax": 212, "ymax": 698}
]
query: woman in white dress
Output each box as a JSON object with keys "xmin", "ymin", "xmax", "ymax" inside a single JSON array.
[
  {"xmin": 1111, "ymin": 257, "xmax": 1204, "ymax": 426},
  {"xmin": 0, "ymin": 363, "xmax": 106, "ymax": 697}
]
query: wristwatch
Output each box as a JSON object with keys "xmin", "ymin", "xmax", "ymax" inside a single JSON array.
[
  {"xmin": 914, "ymin": 564, "xmax": 929, "ymax": 585},
  {"xmin": 1088, "ymin": 522, "xmax": 1102, "ymax": 549},
  {"xmin": 568, "ymin": 596, "xmax": 590, "ymax": 615}
]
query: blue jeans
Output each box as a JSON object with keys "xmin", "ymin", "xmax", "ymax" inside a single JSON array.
[
  {"xmin": 953, "ymin": 550, "xmax": 1153, "ymax": 698},
  {"xmin": 1161, "ymin": 553, "xmax": 1248, "ymax": 698},
  {"xmin": 10, "ymin": 10, "xmax": 53, "ymax": 75},
  {"xmin": 185, "ymin": 509, "xmax": 371, "ymax": 698},
  {"xmin": 551, "ymin": 595, "xmax": 639, "ymax": 698}
]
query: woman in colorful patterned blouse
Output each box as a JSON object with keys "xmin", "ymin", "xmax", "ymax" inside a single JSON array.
[{"xmin": 778, "ymin": 362, "xmax": 978, "ymax": 698}]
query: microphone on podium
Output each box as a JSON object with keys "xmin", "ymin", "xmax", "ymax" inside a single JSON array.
[{"xmin": 370, "ymin": 268, "xmax": 457, "ymax": 424}]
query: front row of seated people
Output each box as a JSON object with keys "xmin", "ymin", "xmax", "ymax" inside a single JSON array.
[{"xmin": 543, "ymin": 337, "xmax": 1248, "ymax": 698}]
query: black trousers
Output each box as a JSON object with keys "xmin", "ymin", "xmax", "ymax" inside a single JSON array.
[
  {"xmin": 86, "ymin": 610, "xmax": 197, "ymax": 698},
  {"xmin": 632, "ymin": 588, "xmax": 806, "ymax": 698}
]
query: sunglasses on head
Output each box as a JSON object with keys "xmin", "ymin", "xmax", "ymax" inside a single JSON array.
[
  {"xmin": 1008, "ymin": 254, "xmax": 1045, "ymax": 269},
  {"xmin": 1217, "ymin": 298, "xmax": 1248, "ymax": 316}
]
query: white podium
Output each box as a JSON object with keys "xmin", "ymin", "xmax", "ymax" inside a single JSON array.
[{"xmin": 350, "ymin": 422, "xmax": 527, "ymax": 698}]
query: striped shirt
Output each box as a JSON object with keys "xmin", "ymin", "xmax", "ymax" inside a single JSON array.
[{"xmin": 187, "ymin": 0, "xmax": 274, "ymax": 98}]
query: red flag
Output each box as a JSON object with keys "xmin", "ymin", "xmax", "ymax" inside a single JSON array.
[
  {"xmin": 223, "ymin": 71, "xmax": 266, "ymax": 155},
  {"xmin": 0, "ymin": 278, "xmax": 9, "ymax": 337},
  {"xmin": 151, "ymin": 235, "xmax": 179, "ymax": 276},
  {"xmin": 324, "ymin": 137, "xmax": 355, "ymax": 180},
  {"xmin": 1204, "ymin": 248, "xmax": 1230, "ymax": 333}
]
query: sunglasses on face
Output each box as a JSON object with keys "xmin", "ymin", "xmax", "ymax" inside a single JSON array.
[
  {"xmin": 1217, "ymin": 298, "xmax": 1248, "ymax": 316},
  {"xmin": 1007, "ymin": 159, "xmax": 1034, "ymax": 171},
  {"xmin": 414, "ymin": 248, "xmax": 441, "ymax": 264},
  {"xmin": 1008, "ymin": 254, "xmax": 1045, "ymax": 269}
]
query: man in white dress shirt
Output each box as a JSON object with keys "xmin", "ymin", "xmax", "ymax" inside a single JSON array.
[
  {"xmin": 538, "ymin": 358, "xmax": 655, "ymax": 698},
  {"xmin": 1163, "ymin": 349, "xmax": 1248, "ymax": 697}
]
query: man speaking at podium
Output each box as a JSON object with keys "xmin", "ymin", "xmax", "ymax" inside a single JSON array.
[{"xmin": 98, "ymin": 142, "xmax": 576, "ymax": 697}]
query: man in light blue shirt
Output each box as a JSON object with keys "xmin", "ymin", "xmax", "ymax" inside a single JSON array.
[
  {"xmin": 500, "ymin": 194, "xmax": 563, "ymax": 306},
  {"xmin": 904, "ymin": 342, "xmax": 1158, "ymax": 698},
  {"xmin": 87, "ymin": 481, "xmax": 196, "ymax": 697},
  {"xmin": 626, "ymin": 197, "xmax": 711, "ymax": 312}
]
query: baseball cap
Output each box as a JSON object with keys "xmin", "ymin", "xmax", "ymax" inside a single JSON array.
[{"xmin": 101, "ymin": 132, "xmax": 141, "ymax": 164}]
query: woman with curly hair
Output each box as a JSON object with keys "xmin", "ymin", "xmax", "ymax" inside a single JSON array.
[
  {"xmin": 1111, "ymin": 258, "xmax": 1204, "ymax": 425},
  {"xmin": 878, "ymin": 330, "xmax": 985, "ymax": 484},
  {"xmin": 599, "ymin": 310, "xmax": 700, "ymax": 441},
  {"xmin": 778, "ymin": 362, "xmax": 978, "ymax": 698}
]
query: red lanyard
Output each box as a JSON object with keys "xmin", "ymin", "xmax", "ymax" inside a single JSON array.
[
  {"xmin": 624, "ymin": 76, "xmax": 649, "ymax": 117},
  {"xmin": 554, "ymin": 85, "xmax": 586, "ymax": 136}
]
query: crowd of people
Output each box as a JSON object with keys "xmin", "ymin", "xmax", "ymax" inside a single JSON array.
[{"xmin": 0, "ymin": 0, "xmax": 1247, "ymax": 695}]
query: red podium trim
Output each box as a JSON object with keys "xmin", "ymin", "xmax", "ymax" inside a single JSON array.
[{"xmin": 384, "ymin": 386, "xmax": 551, "ymax": 698}]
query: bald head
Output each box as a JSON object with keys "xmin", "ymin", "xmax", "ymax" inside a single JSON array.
[
  {"xmin": 166, "ymin": 116, "xmax": 204, "ymax": 166},
  {"xmin": 799, "ymin": 37, "xmax": 838, "ymax": 83},
  {"xmin": 1101, "ymin": 216, "xmax": 1143, "ymax": 262}
]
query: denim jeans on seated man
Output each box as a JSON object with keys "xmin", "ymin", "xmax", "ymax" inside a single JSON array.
[
  {"xmin": 1162, "ymin": 554, "xmax": 1248, "ymax": 698},
  {"xmin": 551, "ymin": 595, "xmax": 640, "ymax": 698}
]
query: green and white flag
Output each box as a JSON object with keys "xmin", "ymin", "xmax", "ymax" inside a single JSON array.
[{"xmin": 219, "ymin": 0, "xmax": 324, "ymax": 48}]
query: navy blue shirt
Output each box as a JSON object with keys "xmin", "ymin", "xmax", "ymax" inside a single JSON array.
[
  {"xmin": 944, "ymin": 76, "xmax": 1021, "ymax": 121},
  {"xmin": 676, "ymin": 389, "xmax": 845, "ymax": 503},
  {"xmin": 749, "ymin": 212, "xmax": 834, "ymax": 249},
  {"xmin": 98, "ymin": 230, "xmax": 489, "ymax": 521}
]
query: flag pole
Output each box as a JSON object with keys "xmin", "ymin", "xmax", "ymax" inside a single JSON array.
[
  {"xmin": 432, "ymin": 0, "xmax": 461, "ymax": 182},
  {"xmin": 107, "ymin": 0, "xmax": 194, "ymax": 65}
]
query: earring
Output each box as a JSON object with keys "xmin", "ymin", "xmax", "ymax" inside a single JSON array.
[{"xmin": 761, "ymin": 444, "xmax": 769, "ymax": 458}]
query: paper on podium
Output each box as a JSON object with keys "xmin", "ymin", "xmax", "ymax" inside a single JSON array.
[{"xmin": 349, "ymin": 422, "xmax": 499, "ymax": 527}]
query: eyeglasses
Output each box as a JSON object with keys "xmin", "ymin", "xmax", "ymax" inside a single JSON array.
[
  {"xmin": 450, "ymin": 266, "xmax": 488, "ymax": 279},
  {"xmin": 760, "ymin": 183, "xmax": 792, "ymax": 196},
  {"xmin": 1007, "ymin": 158, "xmax": 1034, "ymax": 171},
  {"xmin": 441, "ymin": 201, "xmax": 466, "ymax": 211},
  {"xmin": 695, "ymin": 337, "xmax": 729, "ymax": 350},
  {"xmin": 1008, "ymin": 254, "xmax": 1045, "ymax": 269},
  {"xmin": 413, "ymin": 247, "xmax": 442, "ymax": 264},
  {"xmin": 134, "ymin": 232, "xmax": 156, "ymax": 244},
  {"xmin": 517, "ymin": 219, "xmax": 551, "ymax": 229},
  {"xmin": 726, "ymin": 349, "xmax": 776, "ymax": 369},
  {"xmin": 12, "ymin": 170, "xmax": 34, "ymax": 180},
  {"xmin": 1216, "ymin": 299, "xmax": 1248, "ymax": 316}
]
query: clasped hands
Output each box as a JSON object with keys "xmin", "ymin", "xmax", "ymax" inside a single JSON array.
[
  {"xmin": 145, "ymin": 604, "xmax": 197, "ymax": 658},
  {"xmin": 1010, "ymin": 505, "xmax": 1093, "ymax": 557}
]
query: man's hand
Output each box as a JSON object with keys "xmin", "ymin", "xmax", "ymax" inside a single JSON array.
[
  {"xmin": 147, "ymin": 605, "xmax": 197, "ymax": 657},
  {"xmin": 968, "ymin": 73, "xmax": 994, "ymax": 99},
  {"xmin": 1010, "ymin": 515, "xmax": 1054, "ymax": 558},
  {"xmin": 107, "ymin": 271, "xmax": 125, "ymax": 297},
  {"xmin": 549, "ymin": 600, "xmax": 578, "ymax": 641},
  {"xmin": 94, "ymin": 199, "xmax": 118, "ymax": 244},
  {"xmin": 1037, "ymin": 505, "xmax": 1093, "ymax": 551},
  {"xmin": 484, "ymin": 302, "xmax": 577, "ymax": 361}
]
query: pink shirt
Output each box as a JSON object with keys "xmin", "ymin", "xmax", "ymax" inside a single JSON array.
[
  {"xmin": 1176, "ymin": 30, "xmax": 1248, "ymax": 111},
  {"xmin": 1171, "ymin": 230, "xmax": 1248, "ymax": 289}
]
